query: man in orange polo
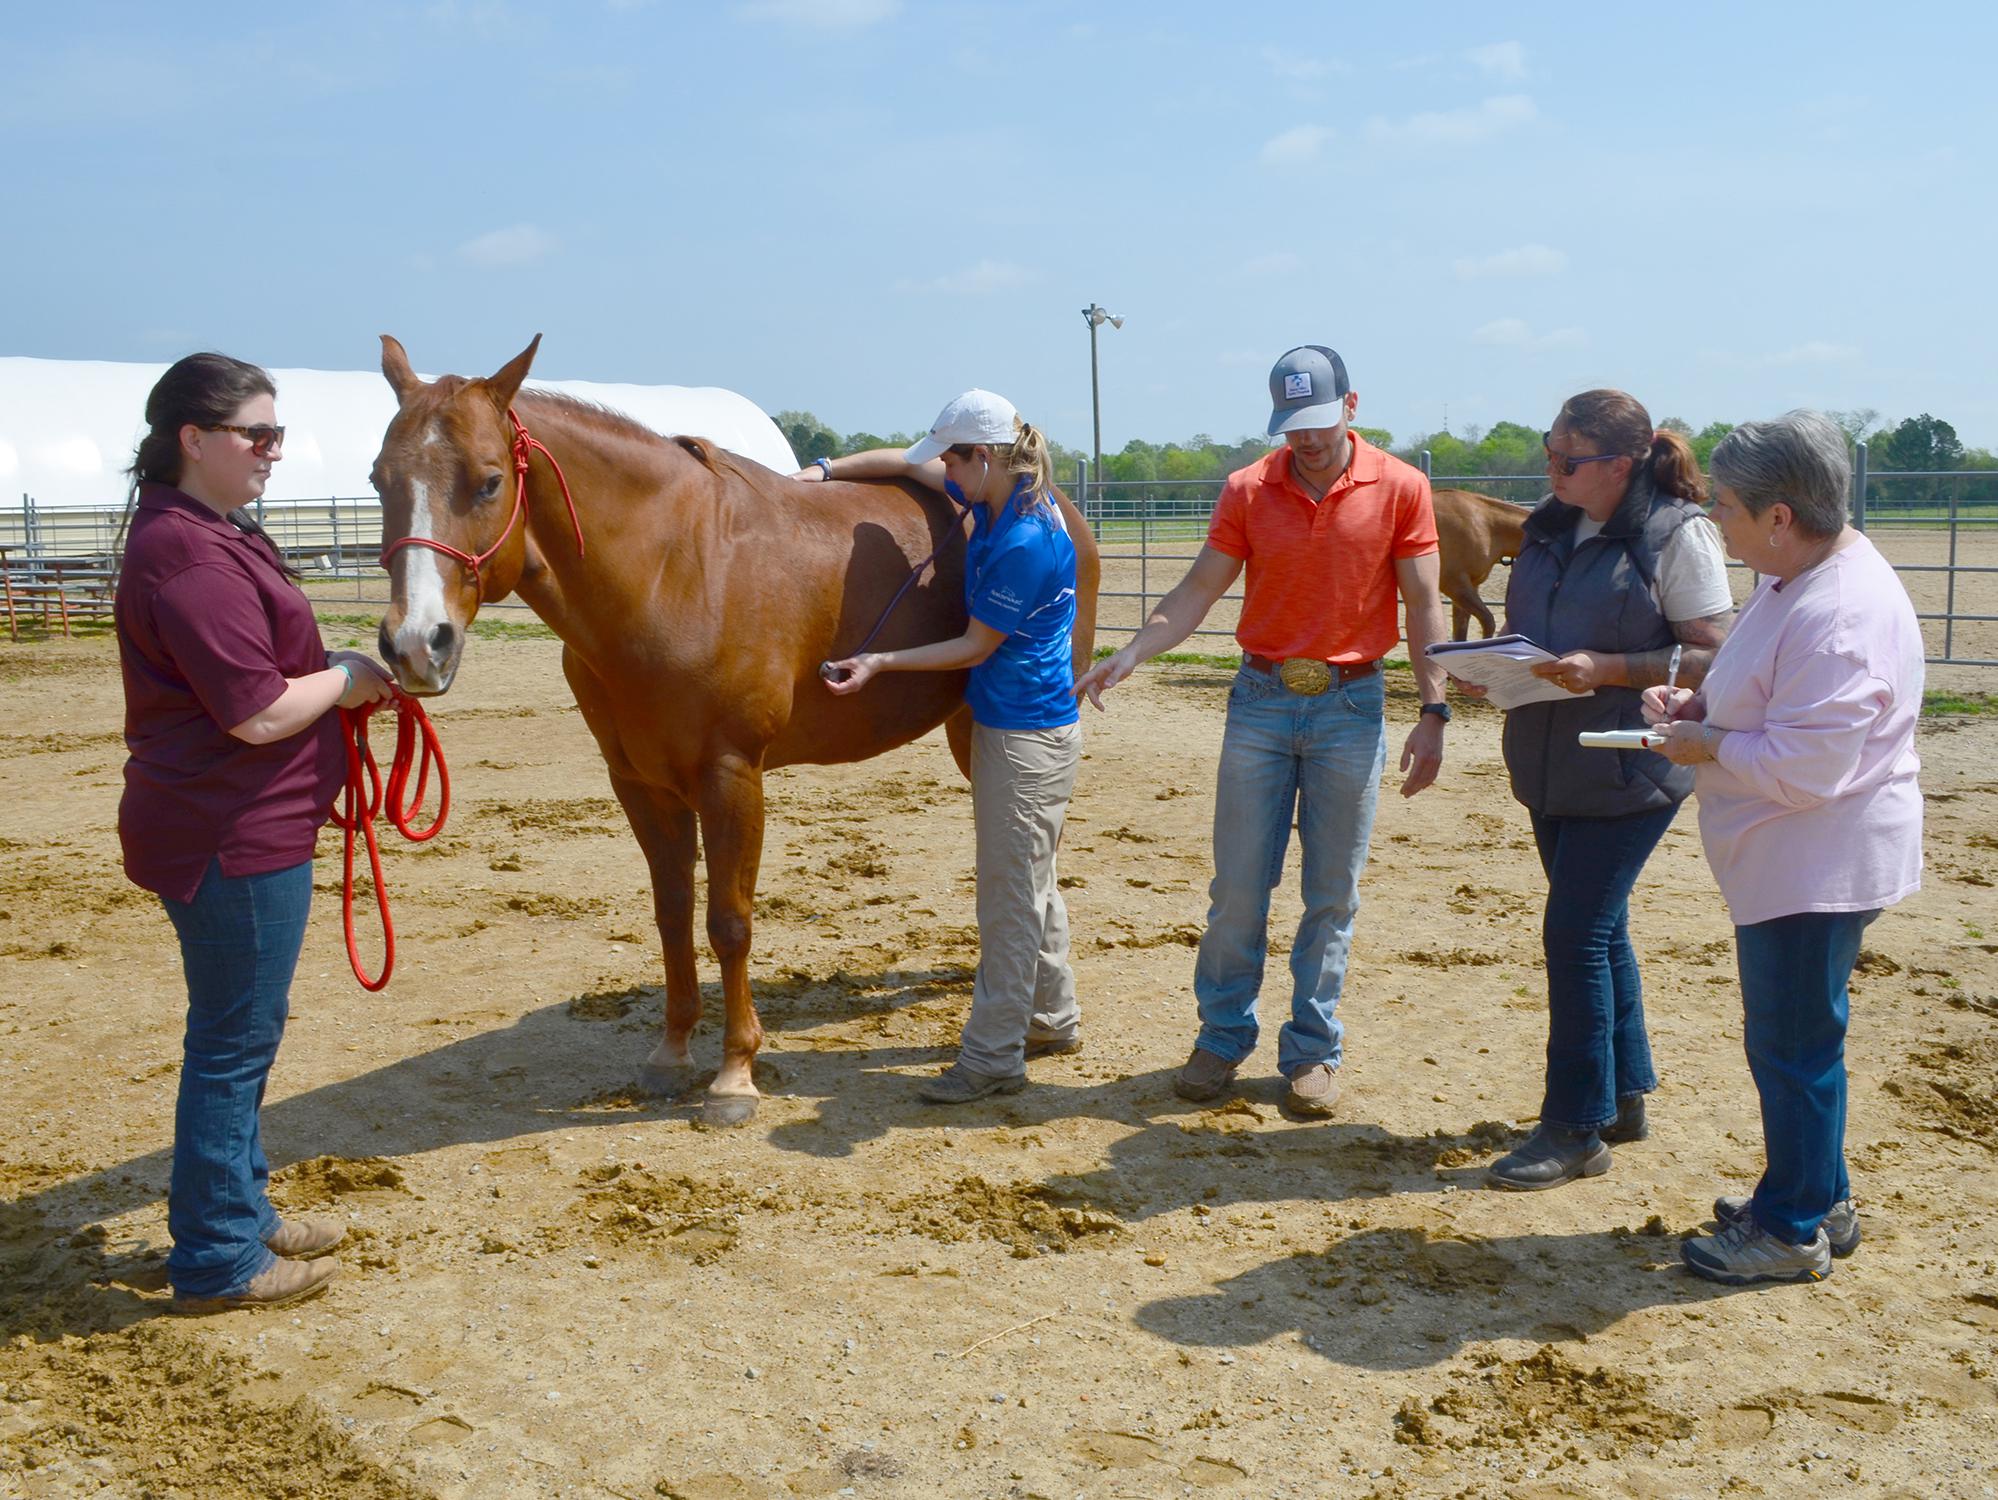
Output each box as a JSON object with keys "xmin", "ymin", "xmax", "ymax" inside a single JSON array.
[{"xmin": 1076, "ymin": 345, "xmax": 1448, "ymax": 1114}]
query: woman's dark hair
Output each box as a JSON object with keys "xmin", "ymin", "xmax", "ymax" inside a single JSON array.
[
  {"xmin": 1556, "ymin": 388, "xmax": 1708, "ymax": 505},
  {"xmin": 130, "ymin": 352, "xmax": 277, "ymax": 487},
  {"xmin": 120, "ymin": 352, "xmax": 296, "ymax": 577}
]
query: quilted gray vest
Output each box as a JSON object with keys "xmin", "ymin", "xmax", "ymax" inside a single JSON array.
[{"xmin": 1501, "ymin": 472, "xmax": 1704, "ymax": 818}]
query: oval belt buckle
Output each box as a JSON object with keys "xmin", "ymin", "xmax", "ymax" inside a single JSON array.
[{"xmin": 1278, "ymin": 658, "xmax": 1333, "ymax": 695}]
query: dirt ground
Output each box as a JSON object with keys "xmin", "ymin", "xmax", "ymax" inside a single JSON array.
[{"xmin": 3, "ymin": 625, "xmax": 1996, "ymax": 1500}]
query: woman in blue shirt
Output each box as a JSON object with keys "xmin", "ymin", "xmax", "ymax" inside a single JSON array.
[{"xmin": 806, "ymin": 390, "xmax": 1082, "ymax": 1103}]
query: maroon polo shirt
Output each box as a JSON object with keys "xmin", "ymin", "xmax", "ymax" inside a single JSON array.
[{"xmin": 116, "ymin": 483, "xmax": 344, "ymax": 902}]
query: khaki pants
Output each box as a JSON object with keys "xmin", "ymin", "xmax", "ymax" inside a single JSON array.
[{"xmin": 958, "ymin": 721, "xmax": 1082, "ymax": 1076}]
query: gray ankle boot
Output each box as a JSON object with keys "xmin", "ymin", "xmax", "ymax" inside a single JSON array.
[{"xmin": 1485, "ymin": 1124, "xmax": 1611, "ymax": 1191}]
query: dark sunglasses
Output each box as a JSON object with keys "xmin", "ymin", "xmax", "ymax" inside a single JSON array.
[
  {"xmin": 208, "ymin": 423, "xmax": 286, "ymax": 456},
  {"xmin": 1541, "ymin": 432, "xmax": 1622, "ymax": 478}
]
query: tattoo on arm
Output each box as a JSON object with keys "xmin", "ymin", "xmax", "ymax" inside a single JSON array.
[{"xmin": 1629, "ymin": 611, "xmax": 1732, "ymax": 688}]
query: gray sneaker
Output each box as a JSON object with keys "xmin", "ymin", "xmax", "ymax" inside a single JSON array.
[
  {"xmin": 1715, "ymin": 1194, "xmax": 1859, "ymax": 1258},
  {"xmin": 918, "ymin": 1062, "xmax": 1027, "ymax": 1105},
  {"xmin": 1682, "ymin": 1217, "xmax": 1832, "ymax": 1285}
]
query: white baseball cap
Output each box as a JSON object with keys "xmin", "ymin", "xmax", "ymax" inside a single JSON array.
[{"xmin": 904, "ymin": 389, "xmax": 1021, "ymax": 464}]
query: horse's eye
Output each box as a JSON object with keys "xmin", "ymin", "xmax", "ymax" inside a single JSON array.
[{"xmin": 475, "ymin": 473, "xmax": 505, "ymax": 501}]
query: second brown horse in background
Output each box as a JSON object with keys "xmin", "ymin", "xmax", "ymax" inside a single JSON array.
[{"xmin": 1432, "ymin": 487, "xmax": 1528, "ymax": 640}]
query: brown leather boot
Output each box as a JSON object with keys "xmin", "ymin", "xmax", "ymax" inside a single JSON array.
[
  {"xmin": 264, "ymin": 1216, "xmax": 347, "ymax": 1258},
  {"xmin": 171, "ymin": 1256, "xmax": 338, "ymax": 1315}
]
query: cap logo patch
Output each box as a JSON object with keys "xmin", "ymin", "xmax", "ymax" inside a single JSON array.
[{"xmin": 1284, "ymin": 372, "xmax": 1313, "ymax": 400}]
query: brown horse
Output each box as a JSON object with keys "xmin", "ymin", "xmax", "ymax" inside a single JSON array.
[
  {"xmin": 1432, "ymin": 487, "xmax": 1528, "ymax": 640},
  {"xmin": 370, "ymin": 336, "xmax": 1101, "ymax": 1125}
]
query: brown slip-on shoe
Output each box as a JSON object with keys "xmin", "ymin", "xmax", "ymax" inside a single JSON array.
[
  {"xmin": 264, "ymin": 1215, "xmax": 347, "ymax": 1259},
  {"xmin": 1173, "ymin": 1046, "xmax": 1239, "ymax": 1102},
  {"xmin": 1283, "ymin": 1061, "xmax": 1343, "ymax": 1116},
  {"xmin": 1024, "ymin": 1034, "xmax": 1082, "ymax": 1060},
  {"xmin": 171, "ymin": 1255, "xmax": 337, "ymax": 1316}
]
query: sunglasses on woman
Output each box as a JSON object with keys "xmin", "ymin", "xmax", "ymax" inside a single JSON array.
[
  {"xmin": 1542, "ymin": 432, "xmax": 1621, "ymax": 478},
  {"xmin": 208, "ymin": 423, "xmax": 286, "ymax": 456}
]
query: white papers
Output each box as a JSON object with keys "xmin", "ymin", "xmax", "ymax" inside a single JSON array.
[{"xmin": 1424, "ymin": 634, "xmax": 1590, "ymax": 710}]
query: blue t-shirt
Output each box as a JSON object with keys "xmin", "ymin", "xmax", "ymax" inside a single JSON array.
[{"xmin": 957, "ymin": 482, "xmax": 1079, "ymax": 730}]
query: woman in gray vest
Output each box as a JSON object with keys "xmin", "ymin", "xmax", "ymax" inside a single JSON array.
[{"xmin": 1481, "ymin": 389, "xmax": 1734, "ymax": 1190}]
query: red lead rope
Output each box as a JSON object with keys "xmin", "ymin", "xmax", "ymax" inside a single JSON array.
[{"xmin": 332, "ymin": 694, "xmax": 450, "ymax": 991}]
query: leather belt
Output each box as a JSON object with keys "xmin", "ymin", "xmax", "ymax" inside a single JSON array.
[{"xmin": 1244, "ymin": 655, "xmax": 1381, "ymax": 696}]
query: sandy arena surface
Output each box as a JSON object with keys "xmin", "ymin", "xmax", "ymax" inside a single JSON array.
[{"xmin": 3, "ymin": 624, "xmax": 1996, "ymax": 1500}]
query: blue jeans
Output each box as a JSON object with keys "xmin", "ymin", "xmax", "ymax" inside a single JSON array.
[
  {"xmin": 1736, "ymin": 909, "xmax": 1877, "ymax": 1245},
  {"xmin": 1529, "ymin": 805, "xmax": 1677, "ymax": 1132},
  {"xmin": 1192, "ymin": 665, "xmax": 1385, "ymax": 1076},
  {"xmin": 159, "ymin": 857, "xmax": 313, "ymax": 1297}
]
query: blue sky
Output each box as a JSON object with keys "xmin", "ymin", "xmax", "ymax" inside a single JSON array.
[{"xmin": 5, "ymin": 1, "xmax": 1994, "ymax": 454}]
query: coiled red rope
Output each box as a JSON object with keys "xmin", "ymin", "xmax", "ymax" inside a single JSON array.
[{"xmin": 332, "ymin": 694, "xmax": 450, "ymax": 991}]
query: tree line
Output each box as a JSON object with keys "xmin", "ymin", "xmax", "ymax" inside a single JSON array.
[{"xmin": 776, "ymin": 409, "xmax": 1996, "ymax": 511}]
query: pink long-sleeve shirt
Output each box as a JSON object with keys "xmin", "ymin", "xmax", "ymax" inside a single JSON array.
[{"xmin": 1696, "ymin": 534, "xmax": 1924, "ymax": 926}]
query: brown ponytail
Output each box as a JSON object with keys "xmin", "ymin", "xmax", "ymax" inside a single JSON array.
[{"xmin": 1647, "ymin": 429, "xmax": 1707, "ymax": 504}]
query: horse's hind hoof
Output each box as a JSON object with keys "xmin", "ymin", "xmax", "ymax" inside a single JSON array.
[
  {"xmin": 637, "ymin": 1061, "xmax": 697, "ymax": 1099},
  {"xmin": 702, "ymin": 1093, "xmax": 759, "ymax": 1129}
]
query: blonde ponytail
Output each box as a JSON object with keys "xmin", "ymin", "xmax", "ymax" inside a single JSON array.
[{"xmin": 997, "ymin": 418, "xmax": 1055, "ymax": 509}]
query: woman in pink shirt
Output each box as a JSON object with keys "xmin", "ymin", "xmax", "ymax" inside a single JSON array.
[
  {"xmin": 1644, "ymin": 409, "xmax": 1923, "ymax": 1287},
  {"xmin": 117, "ymin": 353, "xmax": 393, "ymax": 1313}
]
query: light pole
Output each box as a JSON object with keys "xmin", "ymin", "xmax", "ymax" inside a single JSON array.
[{"xmin": 1081, "ymin": 303, "xmax": 1124, "ymax": 512}]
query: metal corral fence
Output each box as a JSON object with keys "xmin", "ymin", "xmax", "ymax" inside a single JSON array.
[
  {"xmin": 4, "ymin": 441, "xmax": 1995, "ymax": 664},
  {"xmin": 1076, "ymin": 444, "xmax": 1998, "ymax": 669}
]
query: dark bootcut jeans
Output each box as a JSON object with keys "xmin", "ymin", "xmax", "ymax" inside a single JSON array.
[
  {"xmin": 159, "ymin": 857, "xmax": 313, "ymax": 1298},
  {"xmin": 1529, "ymin": 805, "xmax": 1678, "ymax": 1133},
  {"xmin": 1735, "ymin": 908, "xmax": 1878, "ymax": 1245}
]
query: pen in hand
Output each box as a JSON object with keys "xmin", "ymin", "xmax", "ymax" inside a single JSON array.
[{"xmin": 1664, "ymin": 643, "xmax": 1682, "ymax": 698}]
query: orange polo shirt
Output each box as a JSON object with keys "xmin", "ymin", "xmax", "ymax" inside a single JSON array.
[{"xmin": 1207, "ymin": 434, "xmax": 1437, "ymax": 664}]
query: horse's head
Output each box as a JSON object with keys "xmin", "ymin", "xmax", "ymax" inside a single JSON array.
[{"xmin": 371, "ymin": 333, "xmax": 540, "ymax": 694}]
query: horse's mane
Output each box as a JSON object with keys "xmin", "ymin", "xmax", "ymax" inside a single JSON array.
[
  {"xmin": 515, "ymin": 388, "xmax": 757, "ymax": 481},
  {"xmin": 515, "ymin": 388, "xmax": 666, "ymax": 448}
]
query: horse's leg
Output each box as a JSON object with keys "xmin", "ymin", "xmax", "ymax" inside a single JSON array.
[
  {"xmin": 607, "ymin": 776, "xmax": 704, "ymax": 1096},
  {"xmin": 696, "ymin": 752, "xmax": 767, "ymax": 1128},
  {"xmin": 1467, "ymin": 578, "xmax": 1497, "ymax": 640},
  {"xmin": 945, "ymin": 704, "xmax": 974, "ymax": 781},
  {"xmin": 1450, "ymin": 596, "xmax": 1472, "ymax": 642}
]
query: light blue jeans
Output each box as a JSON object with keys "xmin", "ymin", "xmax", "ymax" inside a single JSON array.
[
  {"xmin": 1192, "ymin": 665, "xmax": 1386, "ymax": 1076},
  {"xmin": 159, "ymin": 857, "xmax": 312, "ymax": 1298}
]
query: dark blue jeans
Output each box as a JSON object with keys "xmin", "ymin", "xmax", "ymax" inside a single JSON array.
[
  {"xmin": 159, "ymin": 857, "xmax": 312, "ymax": 1297},
  {"xmin": 1735, "ymin": 909, "xmax": 1878, "ymax": 1245},
  {"xmin": 1529, "ymin": 805, "xmax": 1677, "ymax": 1132}
]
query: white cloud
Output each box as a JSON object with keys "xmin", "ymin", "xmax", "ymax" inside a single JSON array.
[
  {"xmin": 733, "ymin": 0, "xmax": 898, "ymax": 27},
  {"xmin": 1260, "ymin": 125, "xmax": 1334, "ymax": 167},
  {"xmin": 457, "ymin": 224, "xmax": 559, "ymax": 268},
  {"xmin": 1472, "ymin": 318, "xmax": 1586, "ymax": 352},
  {"xmin": 1467, "ymin": 41, "xmax": 1527, "ymax": 81},
  {"xmin": 1241, "ymin": 251, "xmax": 1304, "ymax": 278},
  {"xmin": 900, "ymin": 260, "xmax": 1033, "ymax": 296},
  {"xmin": 1262, "ymin": 49, "xmax": 1350, "ymax": 81},
  {"xmin": 1706, "ymin": 341, "xmax": 1862, "ymax": 370},
  {"xmin": 1454, "ymin": 243, "xmax": 1568, "ymax": 279},
  {"xmin": 1366, "ymin": 94, "xmax": 1536, "ymax": 147}
]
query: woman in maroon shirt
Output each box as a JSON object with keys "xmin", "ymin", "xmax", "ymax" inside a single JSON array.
[{"xmin": 116, "ymin": 353, "xmax": 392, "ymax": 1313}]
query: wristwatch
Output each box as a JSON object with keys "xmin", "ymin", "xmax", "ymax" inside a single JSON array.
[{"xmin": 1419, "ymin": 701, "xmax": 1452, "ymax": 723}]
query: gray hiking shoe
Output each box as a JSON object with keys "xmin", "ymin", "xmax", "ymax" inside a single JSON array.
[
  {"xmin": 1682, "ymin": 1216, "xmax": 1832, "ymax": 1285},
  {"xmin": 1024, "ymin": 1034, "xmax": 1082, "ymax": 1060},
  {"xmin": 918, "ymin": 1062, "xmax": 1027, "ymax": 1105},
  {"xmin": 1173, "ymin": 1047, "xmax": 1239, "ymax": 1103},
  {"xmin": 1715, "ymin": 1194, "xmax": 1859, "ymax": 1258},
  {"xmin": 1283, "ymin": 1062, "xmax": 1343, "ymax": 1116},
  {"xmin": 1485, "ymin": 1124, "xmax": 1611, "ymax": 1191}
]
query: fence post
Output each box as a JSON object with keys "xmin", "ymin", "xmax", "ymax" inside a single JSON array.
[
  {"xmin": 1075, "ymin": 459, "xmax": 1090, "ymax": 533},
  {"xmin": 23, "ymin": 491, "xmax": 38, "ymax": 558},
  {"xmin": 1851, "ymin": 440, "xmax": 1868, "ymax": 533},
  {"xmin": 1420, "ymin": 449, "xmax": 1432, "ymax": 479}
]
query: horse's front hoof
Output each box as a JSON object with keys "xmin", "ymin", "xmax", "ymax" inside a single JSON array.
[
  {"xmin": 702, "ymin": 1092, "xmax": 760, "ymax": 1129},
  {"xmin": 637, "ymin": 1059, "xmax": 697, "ymax": 1099}
]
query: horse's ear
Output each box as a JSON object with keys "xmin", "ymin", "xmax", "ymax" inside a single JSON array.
[
  {"xmin": 380, "ymin": 335, "xmax": 423, "ymax": 403},
  {"xmin": 482, "ymin": 334, "xmax": 542, "ymax": 411}
]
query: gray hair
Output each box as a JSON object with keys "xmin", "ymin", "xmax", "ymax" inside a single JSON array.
[{"xmin": 1708, "ymin": 410, "xmax": 1850, "ymax": 540}]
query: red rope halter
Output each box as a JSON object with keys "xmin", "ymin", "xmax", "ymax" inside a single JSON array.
[
  {"xmin": 378, "ymin": 406, "xmax": 583, "ymax": 598},
  {"xmin": 333, "ymin": 694, "xmax": 450, "ymax": 991}
]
